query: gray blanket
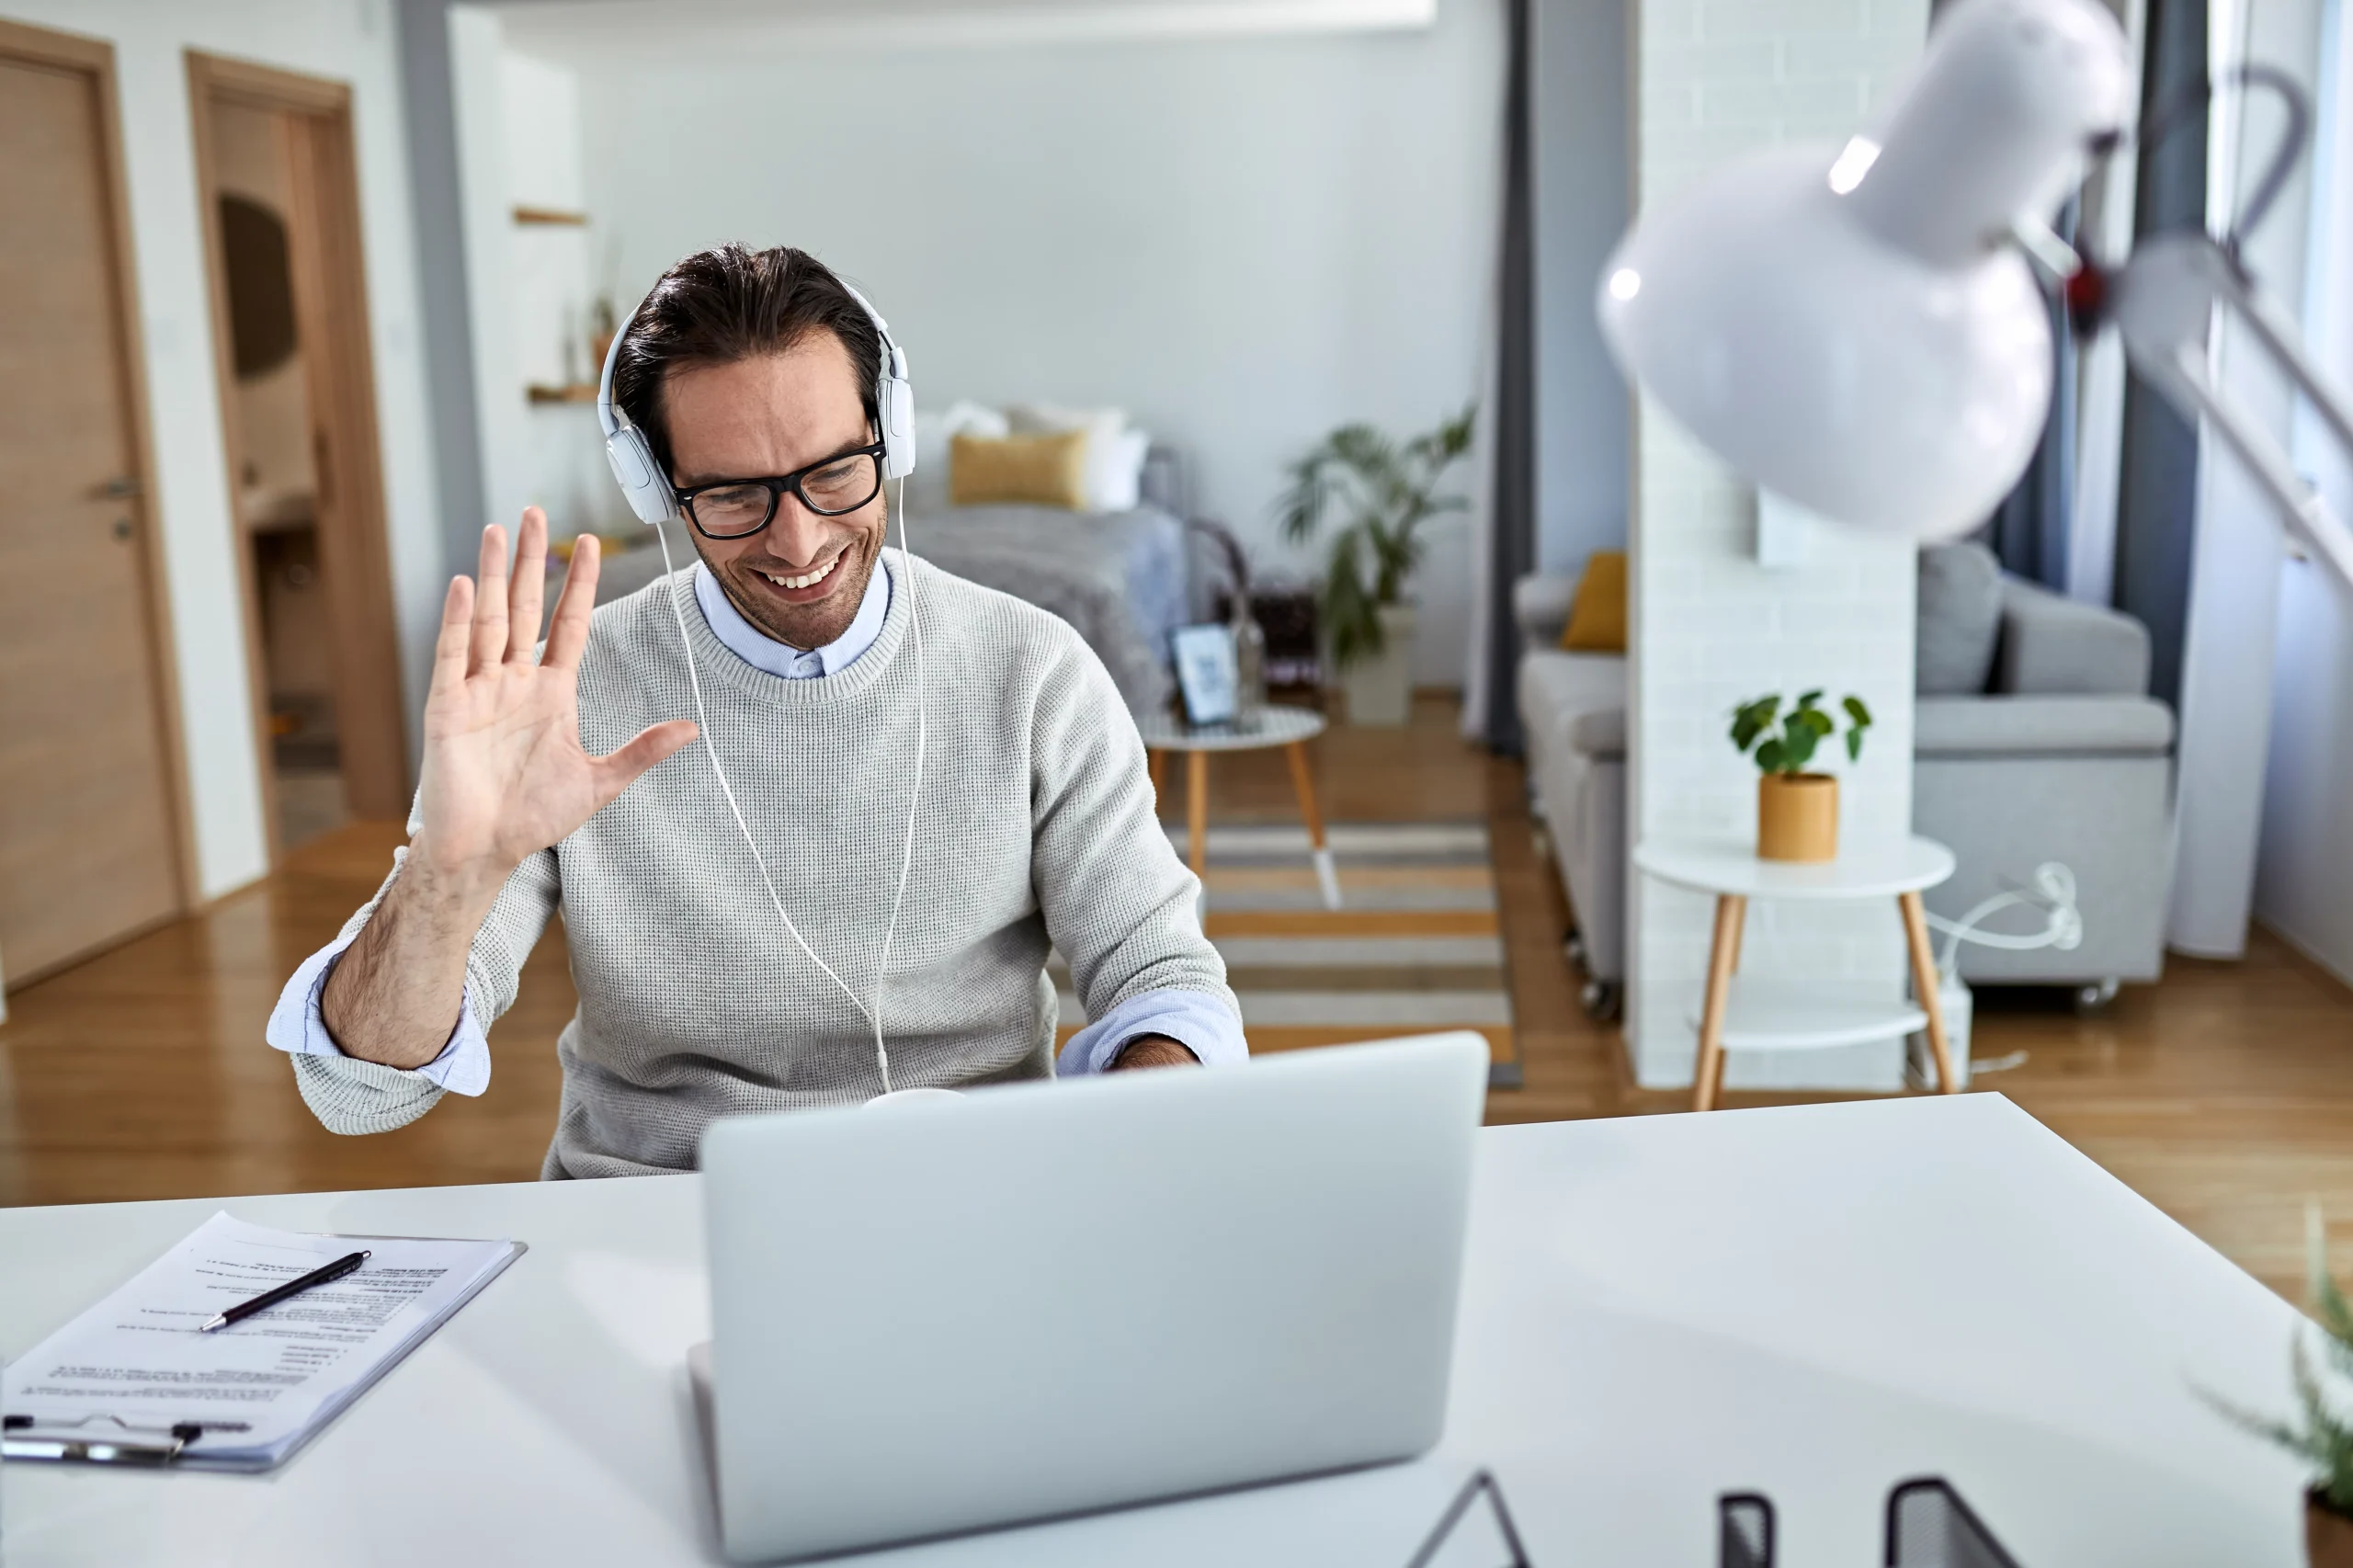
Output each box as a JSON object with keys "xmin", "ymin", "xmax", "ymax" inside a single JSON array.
[{"xmin": 905, "ymin": 505, "xmax": 1183, "ymax": 713}]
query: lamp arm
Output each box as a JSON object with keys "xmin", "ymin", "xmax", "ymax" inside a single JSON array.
[{"xmin": 2113, "ymin": 235, "xmax": 2353, "ymax": 590}]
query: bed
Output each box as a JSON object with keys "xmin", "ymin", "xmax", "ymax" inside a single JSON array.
[{"xmin": 901, "ymin": 501, "xmax": 1187, "ymax": 712}]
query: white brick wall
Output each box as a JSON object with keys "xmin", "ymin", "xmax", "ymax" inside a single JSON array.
[{"xmin": 1626, "ymin": 0, "xmax": 1928, "ymax": 1091}]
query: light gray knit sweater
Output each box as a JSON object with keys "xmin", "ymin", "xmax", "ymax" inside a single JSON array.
[{"xmin": 290, "ymin": 553, "xmax": 1234, "ymax": 1178}]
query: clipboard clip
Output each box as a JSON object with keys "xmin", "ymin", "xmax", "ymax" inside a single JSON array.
[{"xmin": 2, "ymin": 1412, "xmax": 248, "ymax": 1466}]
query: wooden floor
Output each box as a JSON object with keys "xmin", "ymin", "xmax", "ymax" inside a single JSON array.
[{"xmin": 5, "ymin": 693, "xmax": 2351, "ymax": 1301}]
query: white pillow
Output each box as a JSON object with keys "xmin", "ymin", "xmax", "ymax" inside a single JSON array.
[
  {"xmin": 1007, "ymin": 403, "xmax": 1148, "ymax": 513},
  {"xmin": 939, "ymin": 400, "xmax": 1010, "ymax": 439},
  {"xmin": 1097, "ymin": 426, "xmax": 1150, "ymax": 513}
]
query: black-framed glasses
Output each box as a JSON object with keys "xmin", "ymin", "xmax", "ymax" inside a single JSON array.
[{"xmin": 673, "ymin": 439, "xmax": 888, "ymax": 540}]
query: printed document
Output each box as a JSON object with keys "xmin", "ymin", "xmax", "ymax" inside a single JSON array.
[{"xmin": 2, "ymin": 1211, "xmax": 520, "ymax": 1469}]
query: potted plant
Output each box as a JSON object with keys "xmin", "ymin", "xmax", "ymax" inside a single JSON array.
[
  {"xmin": 1728, "ymin": 689, "xmax": 1872, "ymax": 862},
  {"xmin": 1275, "ymin": 406, "xmax": 1475, "ymax": 726},
  {"xmin": 2207, "ymin": 1205, "xmax": 2353, "ymax": 1567}
]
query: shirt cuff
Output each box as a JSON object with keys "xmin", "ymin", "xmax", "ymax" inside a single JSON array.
[
  {"xmin": 265, "ymin": 931, "xmax": 492, "ymax": 1096},
  {"xmin": 1057, "ymin": 989, "xmax": 1246, "ymax": 1075}
]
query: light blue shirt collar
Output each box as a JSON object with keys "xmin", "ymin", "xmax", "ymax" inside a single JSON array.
[{"xmin": 691, "ymin": 554, "xmax": 891, "ymax": 680}]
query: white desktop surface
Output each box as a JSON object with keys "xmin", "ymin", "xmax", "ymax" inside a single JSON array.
[{"xmin": 0, "ymin": 1094, "xmax": 2312, "ymax": 1566}]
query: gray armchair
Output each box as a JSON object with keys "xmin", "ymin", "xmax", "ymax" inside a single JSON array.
[{"xmin": 1514, "ymin": 545, "xmax": 2175, "ymax": 1015}]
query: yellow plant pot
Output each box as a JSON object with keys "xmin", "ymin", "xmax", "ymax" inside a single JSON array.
[{"xmin": 1757, "ymin": 773, "xmax": 1838, "ymax": 862}]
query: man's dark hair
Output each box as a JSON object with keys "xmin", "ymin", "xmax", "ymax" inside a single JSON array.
[{"xmin": 610, "ymin": 242, "xmax": 881, "ymax": 479}]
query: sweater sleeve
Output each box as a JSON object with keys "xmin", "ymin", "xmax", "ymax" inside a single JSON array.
[
  {"xmin": 1028, "ymin": 635, "xmax": 1243, "ymax": 1061},
  {"xmin": 271, "ymin": 843, "xmax": 560, "ymax": 1135}
]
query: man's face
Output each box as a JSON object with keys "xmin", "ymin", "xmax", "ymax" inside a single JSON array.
[{"xmin": 662, "ymin": 332, "xmax": 885, "ymax": 651}]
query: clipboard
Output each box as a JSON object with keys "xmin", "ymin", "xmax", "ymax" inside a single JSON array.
[{"xmin": 3, "ymin": 1214, "xmax": 524, "ymax": 1470}]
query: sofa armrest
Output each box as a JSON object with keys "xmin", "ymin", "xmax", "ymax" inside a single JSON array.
[
  {"xmin": 1513, "ymin": 574, "xmax": 1578, "ymax": 653},
  {"xmin": 1995, "ymin": 580, "xmax": 2151, "ymax": 696}
]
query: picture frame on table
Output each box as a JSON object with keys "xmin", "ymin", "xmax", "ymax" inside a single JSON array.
[{"xmin": 1170, "ymin": 624, "xmax": 1239, "ymax": 728}]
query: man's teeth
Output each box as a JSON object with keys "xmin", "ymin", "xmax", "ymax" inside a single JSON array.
[{"xmin": 758, "ymin": 556, "xmax": 838, "ymax": 591}]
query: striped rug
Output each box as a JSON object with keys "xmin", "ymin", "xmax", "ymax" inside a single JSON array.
[{"xmin": 1054, "ymin": 822, "xmax": 1518, "ymax": 1087}]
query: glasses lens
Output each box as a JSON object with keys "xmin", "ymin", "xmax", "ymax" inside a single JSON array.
[
  {"xmin": 799, "ymin": 452, "xmax": 881, "ymax": 516},
  {"xmin": 691, "ymin": 483, "xmax": 775, "ymax": 538}
]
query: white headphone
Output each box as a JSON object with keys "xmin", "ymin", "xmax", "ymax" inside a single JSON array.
[
  {"xmin": 597, "ymin": 279, "xmax": 917, "ymax": 518},
  {"xmin": 594, "ymin": 265, "xmax": 929, "ymax": 1099}
]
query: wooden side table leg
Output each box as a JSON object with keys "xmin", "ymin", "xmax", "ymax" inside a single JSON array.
[
  {"xmin": 1899, "ymin": 891, "xmax": 1958, "ymax": 1094},
  {"xmin": 1284, "ymin": 740, "xmax": 1340, "ymax": 910},
  {"xmin": 1149, "ymin": 748, "xmax": 1166, "ymax": 808},
  {"xmin": 1693, "ymin": 893, "xmax": 1745, "ymax": 1112},
  {"xmin": 1186, "ymin": 751, "xmax": 1210, "ymax": 885},
  {"xmin": 1725, "ymin": 899, "xmax": 1745, "ymax": 973}
]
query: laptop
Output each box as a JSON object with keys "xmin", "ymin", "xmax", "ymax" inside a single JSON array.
[{"xmin": 696, "ymin": 1030, "xmax": 1489, "ymax": 1563}]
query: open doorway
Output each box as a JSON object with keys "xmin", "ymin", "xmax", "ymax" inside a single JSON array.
[{"xmin": 189, "ymin": 54, "xmax": 407, "ymax": 858}]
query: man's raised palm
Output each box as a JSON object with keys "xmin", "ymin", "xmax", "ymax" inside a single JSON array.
[{"xmin": 414, "ymin": 509, "xmax": 697, "ymax": 889}]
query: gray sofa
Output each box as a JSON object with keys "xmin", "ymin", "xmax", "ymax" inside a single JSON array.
[{"xmin": 1515, "ymin": 543, "xmax": 2177, "ymax": 1014}]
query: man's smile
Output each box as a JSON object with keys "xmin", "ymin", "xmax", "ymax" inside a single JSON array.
[{"xmin": 743, "ymin": 545, "xmax": 852, "ymax": 604}]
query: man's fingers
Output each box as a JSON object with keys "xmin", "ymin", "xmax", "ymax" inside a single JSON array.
[
  {"xmin": 507, "ymin": 507, "xmax": 549, "ymax": 664},
  {"xmin": 470, "ymin": 524, "xmax": 510, "ymax": 676},
  {"xmin": 544, "ymin": 533, "xmax": 601, "ymax": 672},
  {"xmin": 430, "ymin": 574, "xmax": 476, "ymax": 698},
  {"xmin": 589, "ymin": 720, "xmax": 699, "ymax": 806}
]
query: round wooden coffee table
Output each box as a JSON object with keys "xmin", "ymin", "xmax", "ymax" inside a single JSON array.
[{"xmin": 1135, "ymin": 706, "xmax": 1339, "ymax": 909}]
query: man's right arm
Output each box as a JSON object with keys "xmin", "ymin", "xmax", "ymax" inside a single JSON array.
[
  {"xmin": 321, "ymin": 842, "xmax": 517, "ymax": 1070},
  {"xmin": 274, "ymin": 508, "xmax": 693, "ymax": 1128}
]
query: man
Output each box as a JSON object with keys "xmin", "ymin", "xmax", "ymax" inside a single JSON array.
[{"xmin": 267, "ymin": 243, "xmax": 1242, "ymax": 1177}]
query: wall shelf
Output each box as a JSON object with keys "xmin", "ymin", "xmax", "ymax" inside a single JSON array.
[
  {"xmin": 512, "ymin": 205, "xmax": 588, "ymax": 226},
  {"xmin": 526, "ymin": 382, "xmax": 597, "ymax": 404}
]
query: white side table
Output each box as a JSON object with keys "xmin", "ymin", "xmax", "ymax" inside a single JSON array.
[
  {"xmin": 1134, "ymin": 706, "xmax": 1340, "ymax": 909},
  {"xmin": 1632, "ymin": 835, "xmax": 1960, "ymax": 1111}
]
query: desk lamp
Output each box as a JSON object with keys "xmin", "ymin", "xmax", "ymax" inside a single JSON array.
[{"xmin": 1596, "ymin": 0, "xmax": 2353, "ymax": 590}]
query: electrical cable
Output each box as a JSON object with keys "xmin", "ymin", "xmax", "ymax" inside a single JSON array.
[{"xmin": 1920, "ymin": 862, "xmax": 2084, "ymax": 978}]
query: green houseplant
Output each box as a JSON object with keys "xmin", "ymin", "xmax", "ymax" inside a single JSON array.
[
  {"xmin": 1728, "ymin": 690, "xmax": 1872, "ymax": 862},
  {"xmin": 2208, "ymin": 1204, "xmax": 2353, "ymax": 1567},
  {"xmin": 1275, "ymin": 406, "xmax": 1475, "ymax": 725}
]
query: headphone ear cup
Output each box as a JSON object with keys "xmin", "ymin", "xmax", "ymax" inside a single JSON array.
[{"xmin": 605, "ymin": 425, "xmax": 676, "ymax": 524}]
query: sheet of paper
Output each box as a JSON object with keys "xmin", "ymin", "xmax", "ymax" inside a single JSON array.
[{"xmin": 3, "ymin": 1211, "xmax": 515, "ymax": 1464}]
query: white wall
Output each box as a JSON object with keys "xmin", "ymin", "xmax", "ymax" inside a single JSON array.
[
  {"xmin": 2258, "ymin": 0, "xmax": 2353, "ymax": 986},
  {"xmin": 477, "ymin": 0, "xmax": 1506, "ymax": 687},
  {"xmin": 1625, "ymin": 0, "xmax": 1927, "ymax": 1091},
  {"xmin": 0, "ymin": 0, "xmax": 448, "ymax": 897}
]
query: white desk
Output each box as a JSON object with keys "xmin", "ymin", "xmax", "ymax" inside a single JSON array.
[{"xmin": 0, "ymin": 1096, "xmax": 2310, "ymax": 1565}]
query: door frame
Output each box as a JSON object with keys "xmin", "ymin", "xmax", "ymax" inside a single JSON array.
[
  {"xmin": 0, "ymin": 19, "xmax": 199, "ymax": 937},
  {"xmin": 187, "ymin": 51, "xmax": 410, "ymax": 857}
]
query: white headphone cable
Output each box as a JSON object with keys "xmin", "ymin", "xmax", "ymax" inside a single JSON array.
[
  {"xmin": 649, "ymin": 499, "xmax": 925, "ymax": 1097},
  {"xmin": 872, "ymin": 473, "xmax": 929, "ymax": 1090}
]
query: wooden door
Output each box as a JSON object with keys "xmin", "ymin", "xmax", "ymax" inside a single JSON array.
[
  {"xmin": 189, "ymin": 55, "xmax": 410, "ymax": 843},
  {"xmin": 0, "ymin": 28, "xmax": 188, "ymax": 984}
]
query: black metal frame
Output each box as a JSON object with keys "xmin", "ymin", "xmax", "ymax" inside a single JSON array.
[
  {"xmin": 1404, "ymin": 1468, "xmax": 1533, "ymax": 1568},
  {"xmin": 673, "ymin": 438, "xmax": 890, "ymax": 539}
]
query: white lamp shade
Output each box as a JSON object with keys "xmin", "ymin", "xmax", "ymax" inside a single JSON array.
[
  {"xmin": 1596, "ymin": 145, "xmax": 2052, "ymax": 540},
  {"xmin": 1593, "ymin": 0, "xmax": 2131, "ymax": 541}
]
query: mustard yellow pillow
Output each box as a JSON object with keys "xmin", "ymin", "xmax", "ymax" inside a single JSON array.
[
  {"xmin": 1560, "ymin": 550, "xmax": 1628, "ymax": 652},
  {"xmin": 949, "ymin": 430, "xmax": 1089, "ymax": 509}
]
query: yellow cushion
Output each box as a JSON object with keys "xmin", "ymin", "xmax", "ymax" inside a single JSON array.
[
  {"xmin": 1560, "ymin": 550, "xmax": 1628, "ymax": 652},
  {"xmin": 949, "ymin": 430, "xmax": 1090, "ymax": 509}
]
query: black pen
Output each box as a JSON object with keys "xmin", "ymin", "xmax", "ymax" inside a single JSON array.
[{"xmin": 199, "ymin": 1249, "xmax": 370, "ymax": 1333}]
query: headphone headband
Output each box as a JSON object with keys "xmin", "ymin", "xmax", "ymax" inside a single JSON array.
[{"xmin": 597, "ymin": 267, "xmax": 915, "ymax": 526}]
